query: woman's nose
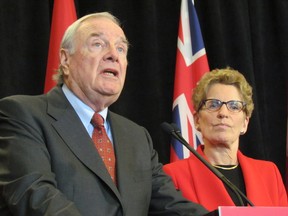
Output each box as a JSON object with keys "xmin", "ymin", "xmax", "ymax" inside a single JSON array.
[{"xmin": 217, "ymin": 104, "xmax": 229, "ymax": 118}]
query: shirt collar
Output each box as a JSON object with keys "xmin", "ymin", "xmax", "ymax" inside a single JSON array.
[{"xmin": 62, "ymin": 84, "xmax": 108, "ymax": 129}]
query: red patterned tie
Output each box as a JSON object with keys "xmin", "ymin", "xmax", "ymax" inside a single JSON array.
[{"xmin": 91, "ymin": 113, "xmax": 116, "ymax": 184}]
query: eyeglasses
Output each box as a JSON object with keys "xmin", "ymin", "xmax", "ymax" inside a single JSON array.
[{"xmin": 198, "ymin": 99, "xmax": 246, "ymax": 113}]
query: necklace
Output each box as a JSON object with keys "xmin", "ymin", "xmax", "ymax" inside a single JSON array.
[{"xmin": 213, "ymin": 163, "xmax": 239, "ymax": 170}]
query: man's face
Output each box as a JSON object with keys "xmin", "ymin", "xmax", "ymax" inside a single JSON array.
[{"xmin": 61, "ymin": 17, "xmax": 128, "ymax": 111}]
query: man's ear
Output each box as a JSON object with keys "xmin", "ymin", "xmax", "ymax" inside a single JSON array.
[{"xmin": 60, "ymin": 49, "xmax": 70, "ymax": 75}]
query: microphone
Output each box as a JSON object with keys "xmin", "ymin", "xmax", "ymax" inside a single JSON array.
[{"xmin": 161, "ymin": 122, "xmax": 254, "ymax": 207}]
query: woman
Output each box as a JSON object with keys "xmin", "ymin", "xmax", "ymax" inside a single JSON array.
[{"xmin": 163, "ymin": 68, "xmax": 288, "ymax": 211}]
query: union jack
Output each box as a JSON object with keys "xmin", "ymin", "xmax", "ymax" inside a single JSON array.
[{"xmin": 171, "ymin": 0, "xmax": 209, "ymax": 161}]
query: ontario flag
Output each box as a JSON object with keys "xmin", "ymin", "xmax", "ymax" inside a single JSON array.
[
  {"xmin": 170, "ymin": 0, "xmax": 209, "ymax": 162},
  {"xmin": 44, "ymin": 0, "xmax": 77, "ymax": 93}
]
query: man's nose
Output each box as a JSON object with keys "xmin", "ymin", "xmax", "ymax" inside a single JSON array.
[{"xmin": 103, "ymin": 46, "xmax": 119, "ymax": 62}]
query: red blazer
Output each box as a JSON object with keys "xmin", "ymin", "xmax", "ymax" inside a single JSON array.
[{"xmin": 163, "ymin": 145, "xmax": 288, "ymax": 211}]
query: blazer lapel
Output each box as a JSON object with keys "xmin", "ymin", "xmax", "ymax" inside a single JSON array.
[
  {"xmin": 109, "ymin": 114, "xmax": 129, "ymax": 183},
  {"xmin": 46, "ymin": 87, "xmax": 120, "ymax": 198},
  {"xmin": 108, "ymin": 112, "xmax": 138, "ymax": 194}
]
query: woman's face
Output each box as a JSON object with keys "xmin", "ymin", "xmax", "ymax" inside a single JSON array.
[{"xmin": 194, "ymin": 83, "xmax": 249, "ymax": 148}]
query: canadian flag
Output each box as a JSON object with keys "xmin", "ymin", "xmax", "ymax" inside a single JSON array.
[
  {"xmin": 285, "ymin": 106, "xmax": 288, "ymax": 192},
  {"xmin": 44, "ymin": 0, "xmax": 77, "ymax": 93}
]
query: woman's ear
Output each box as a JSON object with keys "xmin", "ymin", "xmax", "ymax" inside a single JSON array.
[
  {"xmin": 193, "ymin": 112, "xmax": 201, "ymax": 132},
  {"xmin": 240, "ymin": 116, "xmax": 250, "ymax": 135}
]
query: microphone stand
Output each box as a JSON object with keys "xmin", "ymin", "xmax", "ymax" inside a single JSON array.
[{"xmin": 161, "ymin": 122, "xmax": 254, "ymax": 207}]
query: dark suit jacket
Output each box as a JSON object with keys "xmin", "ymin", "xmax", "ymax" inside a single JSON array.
[{"xmin": 0, "ymin": 87, "xmax": 208, "ymax": 216}]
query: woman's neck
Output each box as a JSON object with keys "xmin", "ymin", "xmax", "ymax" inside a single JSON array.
[{"xmin": 203, "ymin": 143, "xmax": 238, "ymax": 165}]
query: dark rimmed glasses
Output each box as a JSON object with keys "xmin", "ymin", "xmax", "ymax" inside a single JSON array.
[{"xmin": 198, "ymin": 99, "xmax": 246, "ymax": 113}]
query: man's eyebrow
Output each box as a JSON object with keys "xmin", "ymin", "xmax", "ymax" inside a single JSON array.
[
  {"xmin": 90, "ymin": 33, "xmax": 129, "ymax": 46},
  {"xmin": 90, "ymin": 32, "xmax": 102, "ymax": 38},
  {"xmin": 120, "ymin": 37, "xmax": 129, "ymax": 46}
]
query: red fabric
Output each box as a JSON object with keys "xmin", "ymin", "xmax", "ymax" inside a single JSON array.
[
  {"xmin": 44, "ymin": 0, "xmax": 77, "ymax": 93},
  {"xmin": 286, "ymin": 118, "xmax": 288, "ymax": 194},
  {"xmin": 92, "ymin": 113, "xmax": 116, "ymax": 184},
  {"xmin": 170, "ymin": 0, "xmax": 210, "ymax": 162},
  {"xmin": 163, "ymin": 145, "xmax": 288, "ymax": 211}
]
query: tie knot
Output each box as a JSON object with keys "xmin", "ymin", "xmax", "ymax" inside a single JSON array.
[{"xmin": 91, "ymin": 113, "xmax": 104, "ymax": 128}]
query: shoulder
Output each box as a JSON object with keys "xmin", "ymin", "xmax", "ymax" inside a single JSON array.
[
  {"xmin": 0, "ymin": 87, "xmax": 64, "ymax": 121},
  {"xmin": 239, "ymin": 151, "xmax": 280, "ymax": 173},
  {"xmin": 163, "ymin": 158, "xmax": 191, "ymax": 173},
  {"xmin": 0, "ymin": 93, "xmax": 46, "ymax": 115},
  {"xmin": 163, "ymin": 145, "xmax": 205, "ymax": 172},
  {"xmin": 108, "ymin": 111, "xmax": 147, "ymax": 131}
]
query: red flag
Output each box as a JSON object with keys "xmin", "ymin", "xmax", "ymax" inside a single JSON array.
[
  {"xmin": 285, "ymin": 98, "xmax": 288, "ymax": 192},
  {"xmin": 170, "ymin": 0, "xmax": 209, "ymax": 162},
  {"xmin": 44, "ymin": 0, "xmax": 77, "ymax": 93}
]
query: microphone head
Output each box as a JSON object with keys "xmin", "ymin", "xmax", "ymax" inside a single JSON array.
[
  {"xmin": 170, "ymin": 123, "xmax": 181, "ymax": 133},
  {"xmin": 160, "ymin": 122, "xmax": 175, "ymax": 135}
]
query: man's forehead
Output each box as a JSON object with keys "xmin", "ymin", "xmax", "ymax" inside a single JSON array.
[
  {"xmin": 78, "ymin": 18, "xmax": 125, "ymax": 37},
  {"xmin": 79, "ymin": 17, "xmax": 118, "ymax": 31}
]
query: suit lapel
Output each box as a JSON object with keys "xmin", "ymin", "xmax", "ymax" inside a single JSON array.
[
  {"xmin": 108, "ymin": 112, "xmax": 135, "ymax": 193},
  {"xmin": 46, "ymin": 87, "xmax": 120, "ymax": 198}
]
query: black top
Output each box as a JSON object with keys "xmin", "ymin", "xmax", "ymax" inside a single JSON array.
[{"xmin": 214, "ymin": 164, "xmax": 247, "ymax": 206}]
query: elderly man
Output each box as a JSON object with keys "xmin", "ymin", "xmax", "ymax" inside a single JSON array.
[{"xmin": 0, "ymin": 12, "xmax": 208, "ymax": 216}]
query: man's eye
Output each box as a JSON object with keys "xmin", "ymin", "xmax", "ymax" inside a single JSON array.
[
  {"xmin": 93, "ymin": 42, "xmax": 103, "ymax": 48},
  {"xmin": 117, "ymin": 47, "xmax": 123, "ymax": 52},
  {"xmin": 117, "ymin": 46, "xmax": 127, "ymax": 54}
]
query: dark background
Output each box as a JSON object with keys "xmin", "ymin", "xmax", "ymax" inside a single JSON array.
[{"xmin": 0, "ymin": 0, "xmax": 287, "ymax": 183}]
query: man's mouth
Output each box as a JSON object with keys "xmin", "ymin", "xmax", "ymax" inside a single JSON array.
[{"xmin": 103, "ymin": 69, "xmax": 118, "ymax": 77}]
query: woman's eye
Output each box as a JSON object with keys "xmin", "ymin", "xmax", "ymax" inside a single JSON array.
[
  {"xmin": 210, "ymin": 102, "xmax": 219, "ymax": 108},
  {"xmin": 229, "ymin": 103, "xmax": 240, "ymax": 110}
]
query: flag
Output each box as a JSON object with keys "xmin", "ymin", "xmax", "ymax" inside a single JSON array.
[
  {"xmin": 44, "ymin": 0, "xmax": 77, "ymax": 93},
  {"xmin": 285, "ymin": 98, "xmax": 288, "ymax": 192},
  {"xmin": 170, "ymin": 0, "xmax": 209, "ymax": 162}
]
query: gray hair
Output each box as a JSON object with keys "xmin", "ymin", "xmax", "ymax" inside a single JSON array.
[{"xmin": 53, "ymin": 12, "xmax": 123, "ymax": 84}]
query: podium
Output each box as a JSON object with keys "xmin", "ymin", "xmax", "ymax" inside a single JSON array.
[{"xmin": 205, "ymin": 206, "xmax": 288, "ymax": 216}]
